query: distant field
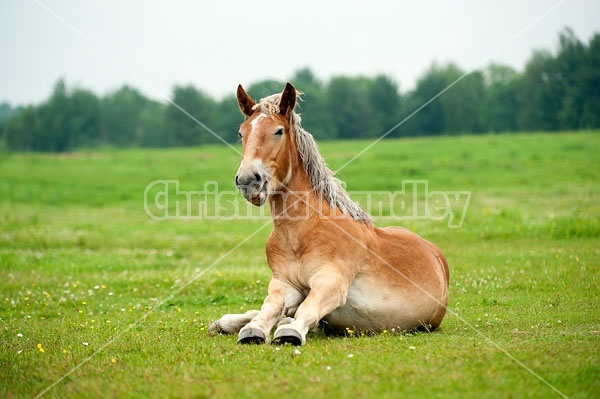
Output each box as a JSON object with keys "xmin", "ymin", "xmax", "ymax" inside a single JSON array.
[{"xmin": 0, "ymin": 131, "xmax": 598, "ymax": 398}]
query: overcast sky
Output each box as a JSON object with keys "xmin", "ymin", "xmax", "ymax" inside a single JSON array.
[{"xmin": 1, "ymin": 0, "xmax": 599, "ymax": 106}]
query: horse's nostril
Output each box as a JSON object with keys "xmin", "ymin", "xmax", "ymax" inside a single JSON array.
[{"xmin": 236, "ymin": 172, "xmax": 262, "ymax": 187}]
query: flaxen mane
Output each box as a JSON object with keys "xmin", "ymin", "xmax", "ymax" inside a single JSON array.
[{"xmin": 253, "ymin": 94, "xmax": 373, "ymax": 225}]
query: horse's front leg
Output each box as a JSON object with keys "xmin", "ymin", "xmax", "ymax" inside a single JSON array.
[
  {"xmin": 273, "ymin": 267, "xmax": 351, "ymax": 346},
  {"xmin": 208, "ymin": 310, "xmax": 260, "ymax": 335},
  {"xmin": 237, "ymin": 278, "xmax": 304, "ymax": 344}
]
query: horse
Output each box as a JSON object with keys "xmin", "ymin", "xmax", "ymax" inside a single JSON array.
[{"xmin": 208, "ymin": 82, "xmax": 449, "ymax": 346}]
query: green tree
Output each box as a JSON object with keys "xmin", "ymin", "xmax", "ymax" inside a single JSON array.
[
  {"xmin": 326, "ymin": 76, "xmax": 374, "ymax": 139},
  {"xmin": 577, "ymin": 32, "xmax": 600, "ymax": 128},
  {"xmin": 556, "ymin": 29, "xmax": 600, "ymax": 129},
  {"xmin": 403, "ymin": 63, "xmax": 447, "ymax": 135},
  {"xmin": 65, "ymin": 88, "xmax": 101, "ymax": 149},
  {"xmin": 216, "ymin": 95, "xmax": 244, "ymax": 144},
  {"xmin": 100, "ymin": 86, "xmax": 166, "ymax": 148},
  {"xmin": 443, "ymin": 68, "xmax": 485, "ymax": 134},
  {"xmin": 3, "ymin": 26, "xmax": 600, "ymax": 152},
  {"xmin": 4, "ymin": 106, "xmax": 38, "ymax": 151},
  {"xmin": 36, "ymin": 79, "xmax": 70, "ymax": 151},
  {"xmin": 166, "ymin": 85, "xmax": 219, "ymax": 147},
  {"xmin": 480, "ymin": 64, "xmax": 519, "ymax": 132},
  {"xmin": 555, "ymin": 28, "xmax": 585, "ymax": 129},
  {"xmin": 136, "ymin": 101, "xmax": 167, "ymax": 147},
  {"xmin": 0, "ymin": 102, "xmax": 20, "ymax": 141},
  {"xmin": 367, "ymin": 75, "xmax": 402, "ymax": 137},
  {"xmin": 291, "ymin": 68, "xmax": 336, "ymax": 140},
  {"xmin": 517, "ymin": 50, "xmax": 564, "ymax": 131},
  {"xmin": 101, "ymin": 86, "xmax": 147, "ymax": 147},
  {"xmin": 28, "ymin": 80, "xmax": 101, "ymax": 151}
]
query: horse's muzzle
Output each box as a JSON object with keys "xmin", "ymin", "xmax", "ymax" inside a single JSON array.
[{"xmin": 235, "ymin": 171, "xmax": 267, "ymax": 206}]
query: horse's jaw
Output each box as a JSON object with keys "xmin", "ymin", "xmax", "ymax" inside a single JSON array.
[{"xmin": 249, "ymin": 190, "xmax": 267, "ymax": 206}]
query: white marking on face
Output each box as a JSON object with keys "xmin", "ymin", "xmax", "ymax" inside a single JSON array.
[
  {"xmin": 243, "ymin": 113, "xmax": 267, "ymax": 161},
  {"xmin": 250, "ymin": 113, "xmax": 267, "ymax": 134}
]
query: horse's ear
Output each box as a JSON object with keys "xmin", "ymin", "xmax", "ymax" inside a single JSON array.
[
  {"xmin": 279, "ymin": 82, "xmax": 296, "ymax": 116},
  {"xmin": 237, "ymin": 84, "xmax": 256, "ymax": 117}
]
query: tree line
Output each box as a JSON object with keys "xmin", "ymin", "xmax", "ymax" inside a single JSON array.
[{"xmin": 1, "ymin": 28, "xmax": 598, "ymax": 152}]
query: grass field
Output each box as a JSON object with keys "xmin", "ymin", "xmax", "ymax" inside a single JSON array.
[{"xmin": 0, "ymin": 131, "xmax": 598, "ymax": 398}]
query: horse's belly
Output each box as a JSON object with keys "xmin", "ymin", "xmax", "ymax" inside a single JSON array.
[{"xmin": 322, "ymin": 276, "xmax": 439, "ymax": 333}]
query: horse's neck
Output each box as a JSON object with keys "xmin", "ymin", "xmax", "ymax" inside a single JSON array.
[{"xmin": 268, "ymin": 163, "xmax": 327, "ymax": 228}]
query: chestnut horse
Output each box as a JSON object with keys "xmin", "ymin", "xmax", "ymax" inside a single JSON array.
[{"xmin": 209, "ymin": 83, "xmax": 449, "ymax": 345}]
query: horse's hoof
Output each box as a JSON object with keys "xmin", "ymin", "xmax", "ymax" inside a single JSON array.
[
  {"xmin": 237, "ymin": 328, "xmax": 266, "ymax": 344},
  {"xmin": 207, "ymin": 321, "xmax": 223, "ymax": 335},
  {"xmin": 272, "ymin": 328, "xmax": 303, "ymax": 346}
]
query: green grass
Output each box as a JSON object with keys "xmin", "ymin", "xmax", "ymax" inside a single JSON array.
[{"xmin": 1, "ymin": 131, "xmax": 599, "ymax": 398}]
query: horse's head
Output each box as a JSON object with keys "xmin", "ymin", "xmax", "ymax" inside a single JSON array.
[{"xmin": 235, "ymin": 83, "xmax": 297, "ymax": 206}]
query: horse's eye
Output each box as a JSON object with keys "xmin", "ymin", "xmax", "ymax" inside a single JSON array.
[
  {"xmin": 275, "ymin": 128, "xmax": 283, "ymax": 136},
  {"xmin": 237, "ymin": 131, "xmax": 243, "ymax": 140}
]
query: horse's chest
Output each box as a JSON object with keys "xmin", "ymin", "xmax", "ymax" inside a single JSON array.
[
  {"xmin": 266, "ymin": 233, "xmax": 322, "ymax": 288},
  {"xmin": 267, "ymin": 228, "xmax": 306, "ymax": 261},
  {"xmin": 266, "ymin": 240, "xmax": 303, "ymax": 276}
]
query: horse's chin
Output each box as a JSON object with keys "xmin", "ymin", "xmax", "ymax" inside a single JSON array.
[{"xmin": 249, "ymin": 191, "xmax": 267, "ymax": 207}]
